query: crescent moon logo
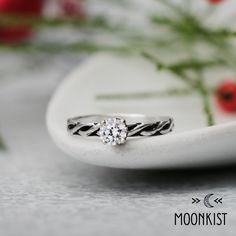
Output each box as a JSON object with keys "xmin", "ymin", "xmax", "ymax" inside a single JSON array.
[{"xmin": 204, "ymin": 193, "xmax": 214, "ymax": 208}]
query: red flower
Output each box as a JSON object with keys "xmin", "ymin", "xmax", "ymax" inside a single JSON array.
[
  {"xmin": 61, "ymin": 0, "xmax": 86, "ymax": 18},
  {"xmin": 216, "ymin": 80, "xmax": 236, "ymax": 113},
  {"xmin": 0, "ymin": 0, "xmax": 43, "ymax": 43},
  {"xmin": 208, "ymin": 0, "xmax": 225, "ymax": 4}
]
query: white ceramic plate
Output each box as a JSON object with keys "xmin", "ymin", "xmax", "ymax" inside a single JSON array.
[{"xmin": 46, "ymin": 54, "xmax": 236, "ymax": 169}]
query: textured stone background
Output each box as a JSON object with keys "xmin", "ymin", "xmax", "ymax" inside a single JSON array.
[{"xmin": 0, "ymin": 53, "xmax": 236, "ymax": 236}]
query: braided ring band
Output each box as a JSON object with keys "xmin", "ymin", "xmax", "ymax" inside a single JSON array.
[{"xmin": 67, "ymin": 114, "xmax": 174, "ymax": 146}]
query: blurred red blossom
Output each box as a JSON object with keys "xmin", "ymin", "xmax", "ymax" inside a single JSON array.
[
  {"xmin": 0, "ymin": 0, "xmax": 43, "ymax": 43},
  {"xmin": 44, "ymin": 0, "xmax": 86, "ymax": 19},
  {"xmin": 216, "ymin": 80, "xmax": 236, "ymax": 113},
  {"xmin": 61, "ymin": 0, "xmax": 86, "ymax": 18},
  {"xmin": 208, "ymin": 0, "xmax": 225, "ymax": 4}
]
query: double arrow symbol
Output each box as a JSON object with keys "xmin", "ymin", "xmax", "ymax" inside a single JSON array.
[
  {"xmin": 214, "ymin": 198, "xmax": 223, "ymax": 204},
  {"xmin": 192, "ymin": 198, "xmax": 201, "ymax": 204}
]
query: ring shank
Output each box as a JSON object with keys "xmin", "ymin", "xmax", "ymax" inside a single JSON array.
[{"xmin": 67, "ymin": 114, "xmax": 174, "ymax": 138}]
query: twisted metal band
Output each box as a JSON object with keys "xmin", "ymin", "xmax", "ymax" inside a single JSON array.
[{"xmin": 67, "ymin": 114, "xmax": 174, "ymax": 138}]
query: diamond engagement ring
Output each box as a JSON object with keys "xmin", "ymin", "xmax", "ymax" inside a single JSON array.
[{"xmin": 67, "ymin": 114, "xmax": 174, "ymax": 146}]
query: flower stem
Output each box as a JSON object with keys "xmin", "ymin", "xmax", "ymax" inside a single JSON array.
[
  {"xmin": 197, "ymin": 78, "xmax": 215, "ymax": 126},
  {"xmin": 0, "ymin": 42, "xmax": 131, "ymax": 54},
  {"xmin": 96, "ymin": 87, "xmax": 193, "ymax": 100},
  {"xmin": 142, "ymin": 52, "xmax": 216, "ymax": 126},
  {"xmin": 142, "ymin": 52, "xmax": 223, "ymax": 88}
]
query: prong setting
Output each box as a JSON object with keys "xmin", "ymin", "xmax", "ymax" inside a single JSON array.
[{"xmin": 99, "ymin": 117, "xmax": 128, "ymax": 145}]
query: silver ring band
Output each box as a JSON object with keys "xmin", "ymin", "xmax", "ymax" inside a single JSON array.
[{"xmin": 67, "ymin": 114, "xmax": 174, "ymax": 145}]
